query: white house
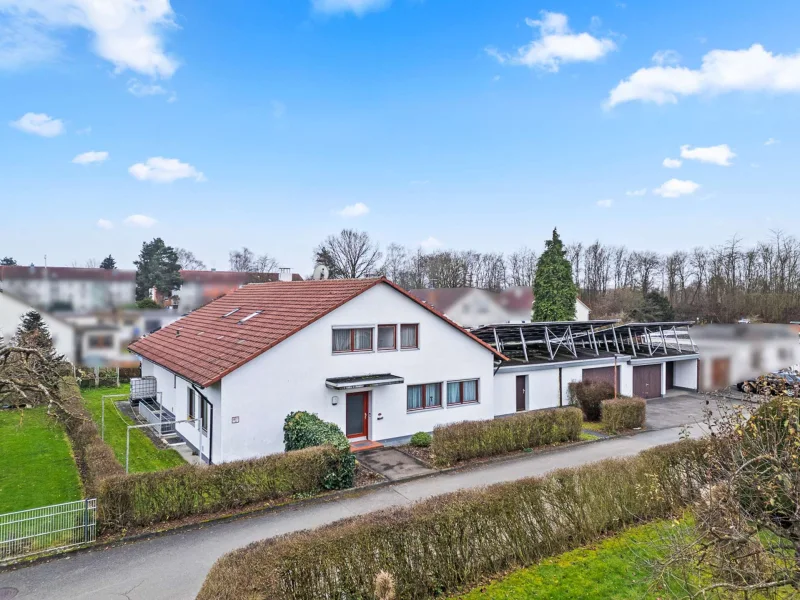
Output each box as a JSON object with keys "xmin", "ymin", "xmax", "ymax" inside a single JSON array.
[
  {"xmin": 0, "ymin": 289, "xmax": 77, "ymax": 362},
  {"xmin": 409, "ymin": 286, "xmax": 591, "ymax": 328},
  {"xmin": 130, "ymin": 278, "xmax": 503, "ymax": 463}
]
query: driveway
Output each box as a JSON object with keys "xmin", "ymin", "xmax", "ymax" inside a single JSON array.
[
  {"xmin": 645, "ymin": 392, "xmax": 744, "ymax": 431},
  {"xmin": 0, "ymin": 425, "xmax": 698, "ymax": 600},
  {"xmin": 356, "ymin": 447, "xmax": 434, "ymax": 481}
]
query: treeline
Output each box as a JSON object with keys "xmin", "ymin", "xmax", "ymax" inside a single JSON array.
[{"xmin": 315, "ymin": 229, "xmax": 800, "ymax": 323}]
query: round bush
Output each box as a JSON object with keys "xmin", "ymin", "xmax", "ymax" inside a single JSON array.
[{"xmin": 410, "ymin": 432, "xmax": 432, "ymax": 448}]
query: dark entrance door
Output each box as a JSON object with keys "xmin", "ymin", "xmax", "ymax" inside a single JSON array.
[
  {"xmin": 345, "ymin": 392, "xmax": 368, "ymax": 438},
  {"xmin": 516, "ymin": 376, "xmax": 526, "ymax": 412},
  {"xmin": 665, "ymin": 362, "xmax": 675, "ymax": 390},
  {"xmin": 633, "ymin": 364, "xmax": 662, "ymax": 399}
]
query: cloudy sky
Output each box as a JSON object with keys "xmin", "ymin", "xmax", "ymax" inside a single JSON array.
[{"xmin": 1, "ymin": 0, "xmax": 799, "ymax": 272}]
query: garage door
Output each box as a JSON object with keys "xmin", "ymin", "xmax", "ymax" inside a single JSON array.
[
  {"xmin": 582, "ymin": 366, "xmax": 618, "ymax": 388},
  {"xmin": 633, "ymin": 364, "xmax": 662, "ymax": 399}
]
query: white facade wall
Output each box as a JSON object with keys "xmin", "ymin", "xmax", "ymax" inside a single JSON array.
[
  {"xmin": 1, "ymin": 278, "xmax": 135, "ymax": 312},
  {"xmin": 443, "ymin": 289, "xmax": 511, "ymax": 328},
  {"xmin": 216, "ymin": 284, "xmax": 496, "ymax": 461},
  {"xmin": 0, "ymin": 292, "xmax": 76, "ymax": 362},
  {"xmin": 674, "ymin": 359, "xmax": 699, "ymax": 390},
  {"xmin": 575, "ymin": 301, "xmax": 591, "ymax": 321}
]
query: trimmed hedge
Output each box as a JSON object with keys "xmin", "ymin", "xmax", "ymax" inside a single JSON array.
[
  {"xmin": 198, "ymin": 439, "xmax": 710, "ymax": 600},
  {"xmin": 431, "ymin": 407, "xmax": 583, "ymax": 467},
  {"xmin": 568, "ymin": 380, "xmax": 615, "ymax": 421},
  {"xmin": 98, "ymin": 445, "xmax": 342, "ymax": 531},
  {"xmin": 602, "ymin": 397, "xmax": 646, "ymax": 432},
  {"xmin": 284, "ymin": 411, "xmax": 355, "ymax": 489}
]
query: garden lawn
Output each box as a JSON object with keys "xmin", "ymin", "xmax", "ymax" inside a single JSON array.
[
  {"xmin": 450, "ymin": 520, "xmax": 678, "ymax": 600},
  {"xmin": 0, "ymin": 407, "xmax": 82, "ymax": 513},
  {"xmin": 80, "ymin": 385, "xmax": 185, "ymax": 473}
]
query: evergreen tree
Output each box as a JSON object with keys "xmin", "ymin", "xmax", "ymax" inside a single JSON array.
[
  {"xmin": 134, "ymin": 238, "xmax": 183, "ymax": 301},
  {"xmin": 532, "ymin": 228, "xmax": 577, "ymax": 321},
  {"xmin": 99, "ymin": 255, "xmax": 116, "ymax": 270},
  {"xmin": 631, "ymin": 291, "xmax": 675, "ymax": 322},
  {"xmin": 0, "ymin": 257, "xmax": 16, "ymax": 266},
  {"xmin": 15, "ymin": 310, "xmax": 64, "ymax": 364}
]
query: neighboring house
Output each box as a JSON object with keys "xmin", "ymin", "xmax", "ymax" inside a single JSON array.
[
  {"xmin": 409, "ymin": 286, "xmax": 591, "ymax": 327},
  {"xmin": 129, "ymin": 278, "xmax": 504, "ymax": 463},
  {"xmin": 0, "ymin": 289, "xmax": 77, "ymax": 362},
  {"xmin": 0, "ymin": 265, "xmax": 302, "ymax": 313}
]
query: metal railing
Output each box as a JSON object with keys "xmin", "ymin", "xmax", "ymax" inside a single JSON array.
[
  {"xmin": 137, "ymin": 399, "xmax": 176, "ymax": 436},
  {"xmin": 0, "ymin": 499, "xmax": 97, "ymax": 562}
]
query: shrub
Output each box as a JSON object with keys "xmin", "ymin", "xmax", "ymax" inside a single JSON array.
[
  {"xmin": 409, "ymin": 431, "xmax": 432, "ymax": 448},
  {"xmin": 568, "ymin": 380, "xmax": 615, "ymax": 421},
  {"xmin": 283, "ymin": 411, "xmax": 355, "ymax": 490},
  {"xmin": 135, "ymin": 298, "xmax": 161, "ymax": 309},
  {"xmin": 98, "ymin": 445, "xmax": 341, "ymax": 532},
  {"xmin": 198, "ymin": 439, "xmax": 710, "ymax": 600},
  {"xmin": 602, "ymin": 397, "xmax": 646, "ymax": 432},
  {"xmin": 431, "ymin": 407, "xmax": 582, "ymax": 467}
]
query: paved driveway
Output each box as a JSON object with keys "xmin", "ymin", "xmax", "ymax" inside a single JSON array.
[{"xmin": 645, "ymin": 392, "xmax": 743, "ymax": 431}]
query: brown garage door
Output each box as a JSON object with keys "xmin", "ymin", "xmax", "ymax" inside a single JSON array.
[
  {"xmin": 582, "ymin": 366, "xmax": 618, "ymax": 388},
  {"xmin": 633, "ymin": 364, "xmax": 662, "ymax": 399}
]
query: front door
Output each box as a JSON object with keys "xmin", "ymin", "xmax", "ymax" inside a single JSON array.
[
  {"xmin": 516, "ymin": 376, "xmax": 526, "ymax": 412},
  {"xmin": 345, "ymin": 392, "xmax": 369, "ymax": 439}
]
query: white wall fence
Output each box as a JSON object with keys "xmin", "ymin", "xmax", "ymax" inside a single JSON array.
[{"xmin": 0, "ymin": 499, "xmax": 97, "ymax": 563}]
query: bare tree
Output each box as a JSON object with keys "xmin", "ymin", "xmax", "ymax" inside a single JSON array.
[
  {"xmin": 508, "ymin": 247, "xmax": 538, "ymax": 287},
  {"xmin": 314, "ymin": 229, "xmax": 382, "ymax": 279},
  {"xmin": 85, "ymin": 258, "xmax": 98, "ymax": 268},
  {"xmin": 229, "ymin": 247, "xmax": 278, "ymax": 273},
  {"xmin": 176, "ymin": 248, "xmax": 207, "ymax": 270}
]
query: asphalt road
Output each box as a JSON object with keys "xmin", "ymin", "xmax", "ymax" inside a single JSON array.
[{"xmin": 0, "ymin": 423, "xmax": 698, "ymax": 600}]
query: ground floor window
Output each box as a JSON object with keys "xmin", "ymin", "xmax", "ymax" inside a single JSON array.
[
  {"xmin": 407, "ymin": 383, "xmax": 442, "ymax": 411},
  {"xmin": 200, "ymin": 398, "xmax": 210, "ymax": 434},
  {"xmin": 187, "ymin": 388, "xmax": 196, "ymax": 426},
  {"xmin": 447, "ymin": 379, "xmax": 479, "ymax": 405}
]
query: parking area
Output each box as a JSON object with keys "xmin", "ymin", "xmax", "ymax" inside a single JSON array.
[{"xmin": 645, "ymin": 392, "xmax": 743, "ymax": 431}]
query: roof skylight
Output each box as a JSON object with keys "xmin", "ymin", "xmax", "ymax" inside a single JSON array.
[
  {"xmin": 237, "ymin": 311, "xmax": 263, "ymax": 324},
  {"xmin": 221, "ymin": 308, "xmax": 240, "ymax": 318}
]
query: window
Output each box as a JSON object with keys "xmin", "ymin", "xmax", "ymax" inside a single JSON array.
[
  {"xmin": 187, "ymin": 389, "xmax": 196, "ymax": 427},
  {"xmin": 222, "ymin": 308, "xmax": 240, "ymax": 318},
  {"xmin": 447, "ymin": 379, "xmax": 479, "ymax": 405},
  {"xmin": 400, "ymin": 324, "xmax": 419, "ymax": 349},
  {"xmin": 200, "ymin": 398, "xmax": 209, "ymax": 434},
  {"xmin": 237, "ymin": 311, "xmax": 262, "ymax": 324},
  {"xmin": 88, "ymin": 335, "xmax": 113, "ymax": 349},
  {"xmin": 332, "ymin": 328, "xmax": 374, "ymax": 353},
  {"xmin": 407, "ymin": 383, "xmax": 442, "ymax": 411},
  {"xmin": 378, "ymin": 325, "xmax": 396, "ymax": 350}
]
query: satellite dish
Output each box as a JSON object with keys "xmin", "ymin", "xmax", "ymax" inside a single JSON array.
[{"xmin": 312, "ymin": 264, "xmax": 330, "ymax": 280}]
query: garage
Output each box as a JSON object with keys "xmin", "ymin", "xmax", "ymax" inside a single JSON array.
[
  {"xmin": 633, "ymin": 364, "xmax": 662, "ymax": 399},
  {"xmin": 582, "ymin": 366, "xmax": 619, "ymax": 388},
  {"xmin": 665, "ymin": 361, "xmax": 674, "ymax": 390}
]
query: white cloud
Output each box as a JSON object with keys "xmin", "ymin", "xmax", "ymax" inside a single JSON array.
[
  {"xmin": 420, "ymin": 236, "xmax": 443, "ymax": 250},
  {"xmin": 311, "ymin": 0, "xmax": 391, "ymax": 16},
  {"xmin": 0, "ymin": 17, "xmax": 61, "ymax": 69},
  {"xmin": 680, "ymin": 144, "xmax": 735, "ymax": 166},
  {"xmin": 625, "ymin": 188, "xmax": 647, "ymax": 197},
  {"xmin": 0, "ymin": 0, "xmax": 179, "ymax": 78},
  {"xmin": 596, "ymin": 199, "xmax": 613, "ymax": 208},
  {"xmin": 128, "ymin": 157, "xmax": 205, "ymax": 183},
  {"xmin": 486, "ymin": 11, "xmax": 616, "ymax": 72},
  {"xmin": 127, "ymin": 78, "xmax": 175, "ymax": 101},
  {"xmin": 607, "ymin": 44, "xmax": 800, "ymax": 108},
  {"xmin": 124, "ymin": 214, "xmax": 157, "ymax": 228},
  {"xmin": 72, "ymin": 151, "xmax": 108, "ymax": 165},
  {"xmin": 96, "ymin": 218, "xmax": 113, "ymax": 230},
  {"xmin": 653, "ymin": 178, "xmax": 700, "ymax": 198},
  {"xmin": 662, "ymin": 157, "xmax": 682, "ymax": 169},
  {"xmin": 764, "ymin": 137, "xmax": 780, "ymax": 145},
  {"xmin": 9, "ymin": 112, "xmax": 64, "ymax": 137},
  {"xmin": 337, "ymin": 202, "xmax": 370, "ymax": 218},
  {"xmin": 652, "ymin": 49, "xmax": 681, "ymax": 66}
]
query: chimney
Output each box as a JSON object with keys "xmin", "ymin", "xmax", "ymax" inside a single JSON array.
[{"xmin": 279, "ymin": 267, "xmax": 292, "ymax": 282}]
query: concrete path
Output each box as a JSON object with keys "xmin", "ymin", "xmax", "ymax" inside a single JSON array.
[
  {"xmin": 356, "ymin": 447, "xmax": 435, "ymax": 481},
  {"xmin": 0, "ymin": 425, "xmax": 696, "ymax": 600}
]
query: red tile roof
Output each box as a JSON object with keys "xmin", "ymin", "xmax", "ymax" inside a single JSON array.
[{"xmin": 129, "ymin": 277, "xmax": 505, "ymax": 387}]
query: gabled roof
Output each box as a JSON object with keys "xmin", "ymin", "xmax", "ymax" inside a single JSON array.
[{"xmin": 129, "ymin": 277, "xmax": 505, "ymax": 387}]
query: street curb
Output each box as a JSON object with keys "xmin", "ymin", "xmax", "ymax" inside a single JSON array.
[{"xmin": 0, "ymin": 425, "xmax": 668, "ymax": 572}]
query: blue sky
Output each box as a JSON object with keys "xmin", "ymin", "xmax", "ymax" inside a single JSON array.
[{"xmin": 2, "ymin": 0, "xmax": 800, "ymax": 273}]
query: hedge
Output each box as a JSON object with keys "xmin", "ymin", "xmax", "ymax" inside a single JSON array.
[
  {"xmin": 284, "ymin": 411, "xmax": 355, "ymax": 489},
  {"xmin": 98, "ymin": 445, "xmax": 342, "ymax": 532},
  {"xmin": 431, "ymin": 407, "xmax": 582, "ymax": 467},
  {"xmin": 198, "ymin": 439, "xmax": 710, "ymax": 600},
  {"xmin": 567, "ymin": 380, "xmax": 615, "ymax": 421},
  {"xmin": 602, "ymin": 397, "xmax": 646, "ymax": 432}
]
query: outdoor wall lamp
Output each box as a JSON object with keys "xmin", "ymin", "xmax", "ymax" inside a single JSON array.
[{"xmin": 331, "ymin": 396, "xmax": 339, "ymax": 405}]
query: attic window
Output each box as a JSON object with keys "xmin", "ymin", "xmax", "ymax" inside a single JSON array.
[
  {"xmin": 237, "ymin": 311, "xmax": 263, "ymax": 324},
  {"xmin": 221, "ymin": 308, "xmax": 240, "ymax": 318}
]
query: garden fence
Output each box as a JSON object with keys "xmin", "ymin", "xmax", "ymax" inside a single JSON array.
[{"xmin": 0, "ymin": 499, "xmax": 97, "ymax": 562}]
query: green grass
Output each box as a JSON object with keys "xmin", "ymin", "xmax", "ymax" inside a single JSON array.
[
  {"xmin": 80, "ymin": 385, "xmax": 185, "ymax": 473},
  {"xmin": 579, "ymin": 432, "xmax": 600, "ymax": 441},
  {"xmin": 0, "ymin": 407, "xmax": 83, "ymax": 513},
  {"xmin": 450, "ymin": 520, "xmax": 677, "ymax": 600},
  {"xmin": 581, "ymin": 421, "xmax": 609, "ymax": 434}
]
